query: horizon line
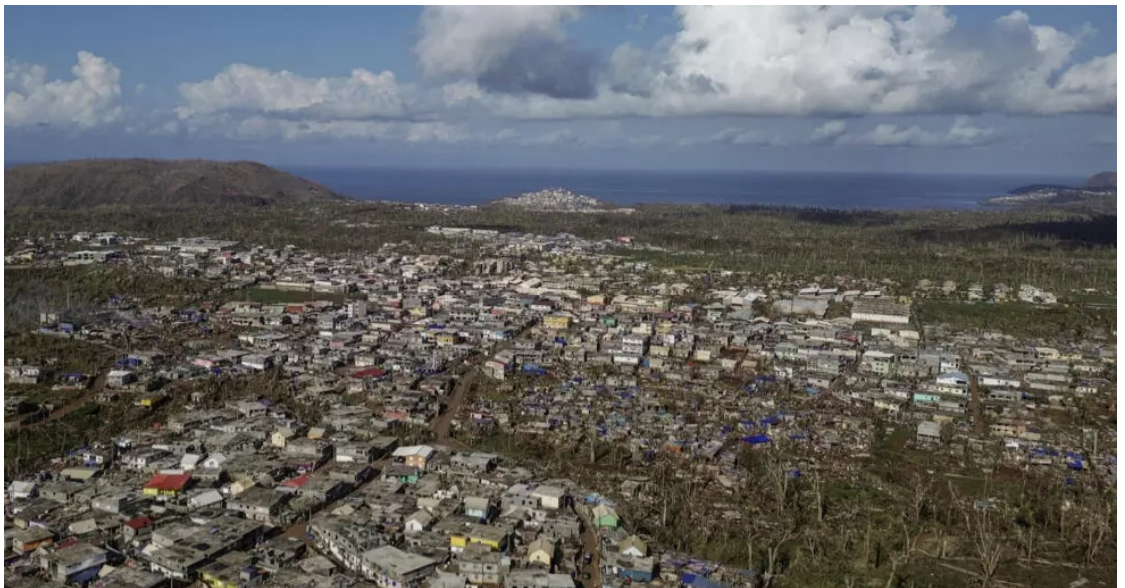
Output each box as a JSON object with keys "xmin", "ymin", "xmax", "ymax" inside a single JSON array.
[{"xmin": 3, "ymin": 158, "xmax": 1098, "ymax": 179}]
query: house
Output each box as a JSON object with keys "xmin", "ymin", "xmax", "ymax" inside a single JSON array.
[
  {"xmin": 526, "ymin": 537, "xmax": 556, "ymax": 567},
  {"xmin": 404, "ymin": 510, "xmax": 433, "ymax": 533},
  {"xmin": 9, "ymin": 480, "xmax": 38, "ymax": 500},
  {"xmin": 360, "ymin": 546, "xmax": 439, "ymax": 588},
  {"xmin": 543, "ymin": 315, "xmax": 571, "ymax": 330},
  {"xmin": 531, "ymin": 485, "xmax": 567, "ymax": 510},
  {"xmin": 337, "ymin": 441, "xmax": 380, "ymax": 463},
  {"xmin": 450, "ymin": 524, "xmax": 509, "ymax": 553},
  {"xmin": 391, "ymin": 445, "xmax": 435, "ymax": 470},
  {"xmin": 463, "ymin": 496, "xmax": 491, "ymax": 521},
  {"xmin": 234, "ymin": 401, "xmax": 268, "ymax": 418},
  {"xmin": 384, "ymin": 464, "xmax": 422, "ymax": 485},
  {"xmin": 592, "ymin": 504, "xmax": 619, "ymax": 529},
  {"xmin": 106, "ymin": 370, "xmax": 138, "ymax": 389},
  {"xmin": 11, "ymin": 526, "xmax": 54, "ymax": 553},
  {"xmin": 227, "ymin": 487, "xmax": 288, "ymax": 524},
  {"xmin": 40, "ymin": 542, "xmax": 108, "ymax": 583},
  {"xmin": 610, "ymin": 555, "xmax": 656, "ymax": 583},
  {"xmin": 618, "ymin": 535, "xmax": 647, "ymax": 558},
  {"xmin": 505, "ymin": 571, "xmax": 575, "ymax": 588},
  {"xmin": 450, "ymin": 452, "xmax": 497, "ymax": 473},
  {"xmin": 142, "ymin": 473, "xmax": 192, "ymax": 497},
  {"xmin": 187, "ymin": 489, "xmax": 224, "ymax": 510},
  {"xmin": 458, "ymin": 547, "xmax": 508, "ymax": 587},
  {"xmin": 917, "ymin": 421, "xmax": 943, "ymax": 444},
  {"xmin": 850, "ymin": 300, "xmax": 911, "ymax": 324}
]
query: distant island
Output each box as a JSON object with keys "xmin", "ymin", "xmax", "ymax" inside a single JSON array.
[
  {"xmin": 487, "ymin": 187, "xmax": 633, "ymax": 213},
  {"xmin": 4, "ymin": 158, "xmax": 349, "ymax": 209},
  {"xmin": 981, "ymin": 171, "xmax": 1116, "ymax": 212}
]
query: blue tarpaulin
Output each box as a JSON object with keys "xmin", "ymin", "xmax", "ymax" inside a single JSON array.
[
  {"xmin": 742, "ymin": 435, "xmax": 771, "ymax": 445},
  {"xmin": 681, "ymin": 574, "xmax": 725, "ymax": 588},
  {"xmin": 69, "ymin": 566, "xmax": 102, "ymax": 584}
]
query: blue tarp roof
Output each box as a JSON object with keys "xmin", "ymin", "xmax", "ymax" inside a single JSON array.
[
  {"xmin": 681, "ymin": 574, "xmax": 725, "ymax": 588},
  {"xmin": 69, "ymin": 566, "xmax": 102, "ymax": 584},
  {"xmin": 742, "ymin": 435, "xmax": 771, "ymax": 445}
]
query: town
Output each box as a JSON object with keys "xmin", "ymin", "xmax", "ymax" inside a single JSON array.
[{"xmin": 4, "ymin": 224, "xmax": 1117, "ymax": 588}]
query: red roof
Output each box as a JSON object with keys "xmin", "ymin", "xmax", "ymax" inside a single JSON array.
[
  {"xmin": 284, "ymin": 305, "xmax": 306, "ymax": 314},
  {"xmin": 352, "ymin": 368, "xmax": 387, "ymax": 379},
  {"xmin": 144, "ymin": 473, "xmax": 192, "ymax": 492},
  {"xmin": 55, "ymin": 537, "xmax": 79, "ymax": 550},
  {"xmin": 125, "ymin": 515, "xmax": 155, "ymax": 530},
  {"xmin": 280, "ymin": 473, "xmax": 311, "ymax": 488}
]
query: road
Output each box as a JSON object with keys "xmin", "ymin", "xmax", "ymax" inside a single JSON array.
[
  {"xmin": 577, "ymin": 504, "xmax": 603, "ymax": 588},
  {"xmin": 431, "ymin": 366, "xmax": 480, "ymax": 446},
  {"xmin": 430, "ymin": 338, "xmax": 518, "ymax": 447},
  {"xmin": 17, "ymin": 371, "xmax": 106, "ymax": 429}
]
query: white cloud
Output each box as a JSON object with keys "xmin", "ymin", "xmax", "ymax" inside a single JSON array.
[
  {"xmin": 810, "ymin": 120, "xmax": 848, "ymax": 144},
  {"xmin": 444, "ymin": 6, "xmax": 1115, "ymax": 119},
  {"xmin": 416, "ymin": 6, "xmax": 597, "ymax": 99},
  {"xmin": 679, "ymin": 128, "xmax": 789, "ymax": 148},
  {"xmin": 213, "ymin": 117, "xmax": 469, "ymax": 144},
  {"xmin": 844, "ymin": 117, "xmax": 997, "ymax": 148},
  {"xmin": 177, "ymin": 64, "xmax": 409, "ymax": 121},
  {"xmin": 5, "ymin": 51, "xmax": 122, "ymax": 128}
]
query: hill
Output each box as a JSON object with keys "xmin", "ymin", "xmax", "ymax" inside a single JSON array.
[
  {"xmin": 4, "ymin": 159, "xmax": 349, "ymax": 209},
  {"xmin": 982, "ymin": 171, "xmax": 1116, "ymax": 213},
  {"xmin": 487, "ymin": 187, "xmax": 630, "ymax": 213},
  {"xmin": 1082, "ymin": 171, "xmax": 1116, "ymax": 189}
]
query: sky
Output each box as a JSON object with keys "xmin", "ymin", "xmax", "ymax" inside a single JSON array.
[{"xmin": 4, "ymin": 5, "xmax": 1118, "ymax": 174}]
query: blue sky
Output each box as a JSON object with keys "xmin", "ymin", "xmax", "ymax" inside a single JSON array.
[{"xmin": 5, "ymin": 6, "xmax": 1117, "ymax": 174}]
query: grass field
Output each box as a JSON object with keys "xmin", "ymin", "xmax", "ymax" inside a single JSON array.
[
  {"xmin": 916, "ymin": 300, "xmax": 1115, "ymax": 339},
  {"xmin": 244, "ymin": 288, "xmax": 346, "ymax": 304}
]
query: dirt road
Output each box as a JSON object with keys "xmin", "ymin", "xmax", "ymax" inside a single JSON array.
[
  {"xmin": 577, "ymin": 505, "xmax": 603, "ymax": 588},
  {"xmin": 432, "ymin": 366, "xmax": 479, "ymax": 445},
  {"xmin": 19, "ymin": 371, "xmax": 106, "ymax": 429}
]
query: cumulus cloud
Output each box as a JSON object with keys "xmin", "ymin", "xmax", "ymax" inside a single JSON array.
[
  {"xmin": 679, "ymin": 128, "xmax": 789, "ymax": 148},
  {"xmin": 844, "ymin": 117, "xmax": 997, "ymax": 148},
  {"xmin": 810, "ymin": 120, "xmax": 848, "ymax": 144},
  {"xmin": 445, "ymin": 6, "xmax": 1116, "ymax": 119},
  {"xmin": 208, "ymin": 116, "xmax": 469, "ymax": 144},
  {"xmin": 648, "ymin": 6, "xmax": 1115, "ymax": 116},
  {"xmin": 416, "ymin": 6, "xmax": 598, "ymax": 99},
  {"xmin": 169, "ymin": 64, "xmax": 459, "ymax": 143},
  {"xmin": 176, "ymin": 64, "xmax": 409, "ymax": 120},
  {"xmin": 5, "ymin": 51, "xmax": 123, "ymax": 128}
]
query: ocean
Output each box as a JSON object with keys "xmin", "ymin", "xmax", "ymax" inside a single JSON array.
[{"xmin": 282, "ymin": 167, "xmax": 1085, "ymax": 210}]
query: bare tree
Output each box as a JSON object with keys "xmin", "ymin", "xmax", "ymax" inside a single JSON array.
[{"xmin": 962, "ymin": 504, "xmax": 1007, "ymax": 588}]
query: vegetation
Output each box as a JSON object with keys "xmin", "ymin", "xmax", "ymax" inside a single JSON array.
[
  {"xmin": 916, "ymin": 301, "xmax": 1116, "ymax": 340},
  {"xmin": 5, "ymin": 265, "xmax": 218, "ymax": 331},
  {"xmin": 244, "ymin": 288, "xmax": 345, "ymax": 305},
  {"xmin": 468, "ymin": 420, "xmax": 1114, "ymax": 588},
  {"xmin": 4, "ymin": 159, "xmax": 346, "ymax": 208},
  {"xmin": 6, "ymin": 201, "xmax": 1117, "ymax": 297}
]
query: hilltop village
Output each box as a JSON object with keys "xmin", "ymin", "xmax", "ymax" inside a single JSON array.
[{"xmin": 3, "ymin": 225, "xmax": 1117, "ymax": 588}]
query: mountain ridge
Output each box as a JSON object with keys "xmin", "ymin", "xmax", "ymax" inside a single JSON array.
[{"xmin": 4, "ymin": 158, "xmax": 350, "ymax": 209}]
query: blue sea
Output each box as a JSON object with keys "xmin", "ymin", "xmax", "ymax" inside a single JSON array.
[{"xmin": 288, "ymin": 167, "xmax": 1085, "ymax": 210}]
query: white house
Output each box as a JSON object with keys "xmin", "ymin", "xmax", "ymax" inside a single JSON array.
[
  {"xmin": 936, "ymin": 372, "xmax": 969, "ymax": 396},
  {"xmin": 851, "ymin": 300, "xmax": 911, "ymax": 325},
  {"xmin": 531, "ymin": 485, "xmax": 567, "ymax": 510},
  {"xmin": 404, "ymin": 510, "xmax": 433, "ymax": 533}
]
